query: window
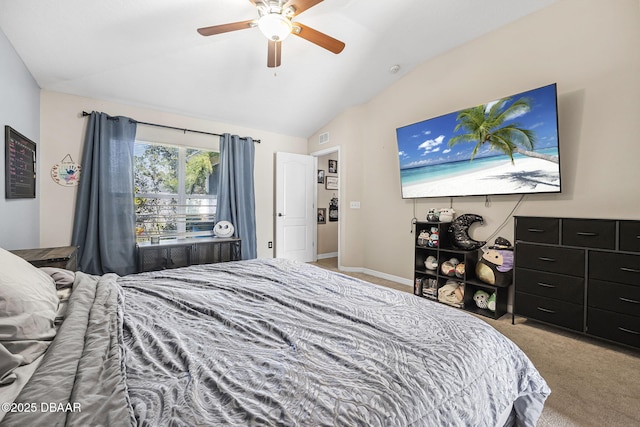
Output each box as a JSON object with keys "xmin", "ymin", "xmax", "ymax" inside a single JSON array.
[{"xmin": 134, "ymin": 141, "xmax": 219, "ymax": 242}]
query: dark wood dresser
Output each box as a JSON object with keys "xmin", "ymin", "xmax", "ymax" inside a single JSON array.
[
  {"xmin": 137, "ymin": 237, "xmax": 241, "ymax": 272},
  {"xmin": 10, "ymin": 246, "xmax": 78, "ymax": 271},
  {"xmin": 513, "ymin": 216, "xmax": 640, "ymax": 349}
]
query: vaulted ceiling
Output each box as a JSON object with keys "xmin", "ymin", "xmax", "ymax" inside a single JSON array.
[{"xmin": 0, "ymin": 0, "xmax": 558, "ymax": 137}]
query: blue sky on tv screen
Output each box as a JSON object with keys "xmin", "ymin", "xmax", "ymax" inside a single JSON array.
[{"xmin": 396, "ymin": 84, "xmax": 559, "ymax": 170}]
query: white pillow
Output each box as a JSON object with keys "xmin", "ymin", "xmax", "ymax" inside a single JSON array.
[{"xmin": 0, "ymin": 248, "xmax": 59, "ymax": 371}]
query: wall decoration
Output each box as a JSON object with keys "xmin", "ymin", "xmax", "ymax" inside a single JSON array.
[
  {"xmin": 325, "ymin": 176, "xmax": 338, "ymax": 190},
  {"xmin": 5, "ymin": 126, "xmax": 36, "ymax": 199},
  {"xmin": 317, "ymin": 208, "xmax": 326, "ymax": 224},
  {"xmin": 317, "ymin": 169, "xmax": 325, "ymax": 184},
  {"xmin": 328, "ymin": 159, "xmax": 338, "ymax": 174},
  {"xmin": 51, "ymin": 154, "xmax": 81, "ymax": 186},
  {"xmin": 329, "ymin": 196, "xmax": 338, "ymax": 222}
]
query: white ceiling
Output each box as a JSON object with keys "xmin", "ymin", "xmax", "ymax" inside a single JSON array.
[{"xmin": 0, "ymin": 0, "xmax": 559, "ymax": 138}]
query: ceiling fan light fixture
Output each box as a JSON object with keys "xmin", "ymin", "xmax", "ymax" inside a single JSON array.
[{"xmin": 258, "ymin": 13, "xmax": 293, "ymax": 41}]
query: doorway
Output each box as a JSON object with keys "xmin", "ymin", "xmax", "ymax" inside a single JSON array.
[{"xmin": 311, "ymin": 147, "xmax": 340, "ymax": 268}]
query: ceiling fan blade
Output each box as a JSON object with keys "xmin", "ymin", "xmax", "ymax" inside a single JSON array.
[
  {"xmin": 197, "ymin": 20, "xmax": 255, "ymax": 36},
  {"xmin": 284, "ymin": 0, "xmax": 323, "ymax": 17},
  {"xmin": 267, "ymin": 40, "xmax": 282, "ymax": 68},
  {"xmin": 292, "ymin": 23, "xmax": 345, "ymax": 54}
]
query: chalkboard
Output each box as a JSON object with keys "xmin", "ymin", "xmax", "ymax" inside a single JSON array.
[{"xmin": 5, "ymin": 126, "xmax": 36, "ymax": 199}]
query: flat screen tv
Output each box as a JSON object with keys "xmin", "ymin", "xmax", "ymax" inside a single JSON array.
[{"xmin": 395, "ymin": 83, "xmax": 561, "ymax": 199}]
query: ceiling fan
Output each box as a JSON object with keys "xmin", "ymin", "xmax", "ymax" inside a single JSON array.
[{"xmin": 197, "ymin": 0, "xmax": 345, "ymax": 68}]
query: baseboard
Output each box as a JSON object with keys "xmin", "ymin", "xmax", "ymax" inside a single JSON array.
[
  {"xmin": 339, "ymin": 265, "xmax": 413, "ymax": 289},
  {"xmin": 317, "ymin": 252, "xmax": 338, "ymax": 260}
]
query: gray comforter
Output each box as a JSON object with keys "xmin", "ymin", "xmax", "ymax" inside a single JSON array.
[{"xmin": 2, "ymin": 258, "xmax": 549, "ymax": 426}]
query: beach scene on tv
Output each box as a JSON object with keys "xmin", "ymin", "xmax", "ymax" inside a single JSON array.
[{"xmin": 396, "ymin": 84, "xmax": 561, "ymax": 199}]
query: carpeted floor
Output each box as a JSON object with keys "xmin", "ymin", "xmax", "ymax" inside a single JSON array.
[{"xmin": 311, "ymin": 258, "xmax": 640, "ymax": 427}]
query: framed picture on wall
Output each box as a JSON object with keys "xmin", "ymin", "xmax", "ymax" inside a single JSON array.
[
  {"xmin": 328, "ymin": 159, "xmax": 338, "ymax": 174},
  {"xmin": 317, "ymin": 169, "xmax": 325, "ymax": 183},
  {"xmin": 325, "ymin": 176, "xmax": 338, "ymax": 190},
  {"xmin": 317, "ymin": 208, "xmax": 326, "ymax": 224},
  {"xmin": 5, "ymin": 126, "xmax": 36, "ymax": 199}
]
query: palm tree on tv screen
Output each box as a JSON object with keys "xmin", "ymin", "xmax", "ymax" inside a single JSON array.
[{"xmin": 448, "ymin": 97, "xmax": 559, "ymax": 164}]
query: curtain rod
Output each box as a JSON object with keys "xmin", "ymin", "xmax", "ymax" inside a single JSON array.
[{"xmin": 81, "ymin": 111, "xmax": 260, "ymax": 143}]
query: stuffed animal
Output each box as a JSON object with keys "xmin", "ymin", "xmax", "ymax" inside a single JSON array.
[
  {"xmin": 440, "ymin": 257, "xmax": 459, "ymax": 276},
  {"xmin": 428, "ymin": 227, "xmax": 439, "ymax": 247},
  {"xmin": 424, "ymin": 256, "xmax": 438, "ymax": 270},
  {"xmin": 473, "ymin": 290, "xmax": 490, "ymax": 309},
  {"xmin": 448, "ymin": 213, "xmax": 486, "ymax": 250},
  {"xmin": 475, "ymin": 237, "xmax": 514, "ymax": 287},
  {"xmin": 487, "ymin": 293, "xmax": 496, "ymax": 312}
]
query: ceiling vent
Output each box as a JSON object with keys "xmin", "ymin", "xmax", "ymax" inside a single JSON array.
[{"xmin": 319, "ymin": 132, "xmax": 329, "ymax": 145}]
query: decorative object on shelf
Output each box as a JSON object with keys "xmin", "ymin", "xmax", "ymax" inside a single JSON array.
[
  {"xmin": 417, "ymin": 230, "xmax": 430, "ymax": 246},
  {"xmin": 438, "ymin": 208, "xmax": 455, "ymax": 222},
  {"xmin": 424, "ymin": 255, "xmax": 438, "ymax": 270},
  {"xmin": 427, "ymin": 208, "xmax": 439, "ymax": 222},
  {"xmin": 213, "ymin": 220, "xmax": 235, "ymax": 238},
  {"xmin": 438, "ymin": 280, "xmax": 464, "ymax": 307},
  {"xmin": 426, "ymin": 208, "xmax": 455, "ymax": 222},
  {"xmin": 440, "ymin": 257, "xmax": 459, "ymax": 277},
  {"xmin": 51, "ymin": 154, "xmax": 81, "ymax": 186},
  {"xmin": 317, "ymin": 208, "xmax": 326, "ymax": 224},
  {"xmin": 448, "ymin": 213, "xmax": 486, "ymax": 250},
  {"xmin": 427, "ymin": 227, "xmax": 439, "ymax": 247},
  {"xmin": 455, "ymin": 262, "xmax": 465, "ymax": 278},
  {"xmin": 476, "ymin": 237, "xmax": 514, "ymax": 287},
  {"xmin": 473, "ymin": 290, "xmax": 490, "ymax": 309},
  {"xmin": 487, "ymin": 293, "xmax": 497, "ymax": 312},
  {"xmin": 328, "ymin": 196, "xmax": 338, "ymax": 221}
]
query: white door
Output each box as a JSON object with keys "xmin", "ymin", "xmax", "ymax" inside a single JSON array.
[{"xmin": 275, "ymin": 152, "xmax": 316, "ymax": 262}]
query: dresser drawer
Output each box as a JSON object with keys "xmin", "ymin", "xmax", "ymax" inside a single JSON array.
[
  {"xmin": 515, "ymin": 268, "xmax": 584, "ymax": 304},
  {"xmin": 515, "ymin": 243, "xmax": 584, "ymax": 276},
  {"xmin": 515, "ymin": 292, "xmax": 584, "ymax": 331},
  {"xmin": 588, "ymin": 279, "xmax": 640, "ymax": 316},
  {"xmin": 620, "ymin": 221, "xmax": 640, "ymax": 253},
  {"xmin": 562, "ymin": 219, "xmax": 616, "ymax": 249},
  {"xmin": 587, "ymin": 308, "xmax": 640, "ymax": 348},
  {"xmin": 515, "ymin": 217, "xmax": 559, "ymax": 244},
  {"xmin": 589, "ymin": 251, "xmax": 640, "ymax": 286}
]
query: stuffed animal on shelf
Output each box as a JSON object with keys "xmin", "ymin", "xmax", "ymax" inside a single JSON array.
[
  {"xmin": 475, "ymin": 237, "xmax": 514, "ymax": 287},
  {"xmin": 473, "ymin": 290, "xmax": 490, "ymax": 309},
  {"xmin": 487, "ymin": 293, "xmax": 496, "ymax": 312},
  {"xmin": 440, "ymin": 257, "xmax": 460, "ymax": 277},
  {"xmin": 448, "ymin": 213, "xmax": 486, "ymax": 250},
  {"xmin": 424, "ymin": 256, "xmax": 438, "ymax": 270}
]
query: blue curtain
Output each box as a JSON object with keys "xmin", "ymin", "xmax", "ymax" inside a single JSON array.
[
  {"xmin": 216, "ymin": 134, "xmax": 257, "ymax": 260},
  {"xmin": 71, "ymin": 112, "xmax": 137, "ymax": 275}
]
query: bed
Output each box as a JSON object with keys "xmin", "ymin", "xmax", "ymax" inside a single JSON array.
[{"xmin": 1, "ymin": 248, "xmax": 550, "ymax": 426}]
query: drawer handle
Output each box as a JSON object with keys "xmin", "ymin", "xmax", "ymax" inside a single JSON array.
[
  {"xmin": 527, "ymin": 228, "xmax": 546, "ymax": 233},
  {"xmin": 536, "ymin": 307, "xmax": 556, "ymax": 314},
  {"xmin": 538, "ymin": 257, "xmax": 556, "ymax": 262},
  {"xmin": 576, "ymin": 232, "xmax": 598, "ymax": 237},
  {"xmin": 619, "ymin": 297, "xmax": 640, "ymax": 304},
  {"xmin": 537, "ymin": 282, "xmax": 556, "ymax": 288},
  {"xmin": 618, "ymin": 327, "xmax": 640, "ymax": 335},
  {"xmin": 620, "ymin": 267, "xmax": 640, "ymax": 274}
]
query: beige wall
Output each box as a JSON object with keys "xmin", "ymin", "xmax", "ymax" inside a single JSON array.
[
  {"xmin": 308, "ymin": 0, "xmax": 640, "ymax": 282},
  {"xmin": 316, "ymin": 153, "xmax": 339, "ymax": 256},
  {"xmin": 39, "ymin": 91, "xmax": 307, "ymax": 258}
]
